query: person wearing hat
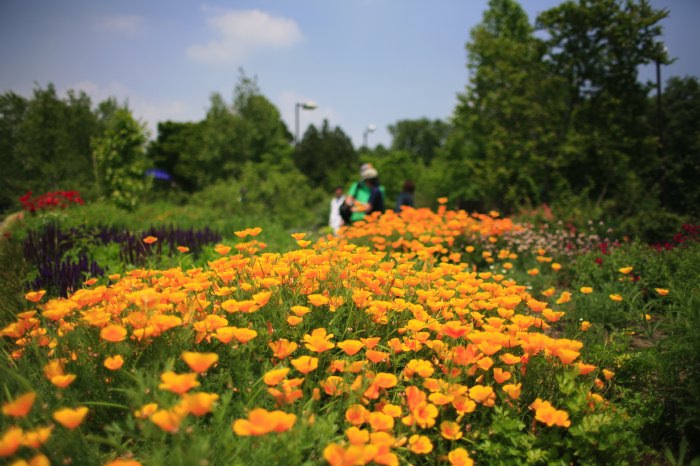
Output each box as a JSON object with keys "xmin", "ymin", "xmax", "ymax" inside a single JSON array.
[{"xmin": 341, "ymin": 163, "xmax": 386, "ymax": 224}]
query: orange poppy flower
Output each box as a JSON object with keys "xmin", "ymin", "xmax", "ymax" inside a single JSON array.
[
  {"xmin": 134, "ymin": 403, "xmax": 159, "ymax": 419},
  {"xmin": 530, "ymin": 398, "xmax": 571, "ymax": 428},
  {"xmin": 307, "ymin": 294, "xmax": 329, "ymax": 307},
  {"xmin": 291, "ymin": 355, "xmax": 318, "ymax": 374},
  {"xmin": 440, "ymin": 420, "xmax": 463, "ymax": 440},
  {"xmin": 177, "ymin": 246, "xmax": 189, "ymax": 253},
  {"xmin": 345, "ymin": 404, "xmax": 369, "ymax": 425},
  {"xmin": 2, "ymin": 392, "xmax": 36, "ymax": 418},
  {"xmin": 410, "ymin": 402, "xmax": 438, "ymax": 428},
  {"xmin": 214, "ymin": 244, "xmax": 232, "ymax": 255},
  {"xmin": 230, "ymin": 327, "xmax": 258, "ymax": 344},
  {"xmin": 555, "ymin": 291, "xmax": 572, "ymax": 304},
  {"xmin": 368, "ymin": 412, "xmax": 394, "ymax": 431},
  {"xmin": 580, "ymin": 287, "xmax": 593, "ymax": 294},
  {"xmin": 263, "ymin": 367, "xmax": 290, "ymax": 386},
  {"xmin": 232, "ymin": 408, "xmax": 296, "ymax": 436},
  {"xmin": 337, "ymin": 339, "xmax": 364, "ymax": 356},
  {"xmin": 24, "ymin": 290, "xmax": 46, "ymax": 303},
  {"xmin": 287, "ymin": 315, "xmax": 303, "ymax": 326},
  {"xmin": 180, "ymin": 392, "xmax": 219, "ymax": 416},
  {"xmin": 52, "ymin": 406, "xmax": 88, "ymax": 429},
  {"xmin": 408, "ymin": 434, "xmax": 433, "ymax": 454},
  {"xmin": 373, "ymin": 372, "xmax": 397, "ymax": 389},
  {"xmin": 0, "ymin": 426, "xmax": 23, "ymax": 457},
  {"xmin": 182, "ymin": 351, "xmax": 219, "ymax": 372},
  {"xmin": 365, "ymin": 349, "xmax": 389, "ymax": 364},
  {"xmin": 158, "ymin": 371, "xmax": 200, "ymax": 395},
  {"xmin": 50, "ymin": 374, "xmax": 77, "ymax": 389},
  {"xmin": 448, "ymin": 448, "xmax": 474, "ymax": 466},
  {"xmin": 654, "ymin": 288, "xmax": 669, "ymax": 296},
  {"xmin": 150, "ymin": 409, "xmax": 184, "ymax": 433},
  {"xmin": 268, "ymin": 339, "xmax": 298, "ymax": 359},
  {"xmin": 105, "ymin": 459, "xmax": 143, "ymax": 466},
  {"xmin": 468, "ymin": 385, "xmax": 494, "ymax": 405},
  {"xmin": 100, "ymin": 324, "xmax": 128, "ymax": 343},
  {"xmin": 493, "ymin": 367, "xmax": 511, "ymax": 384},
  {"xmin": 618, "ymin": 266, "xmax": 633, "ymax": 274},
  {"xmin": 104, "ymin": 355, "xmax": 125, "ymax": 371},
  {"xmin": 360, "ymin": 337, "xmax": 381, "ymax": 349},
  {"xmin": 609, "ymin": 294, "xmax": 623, "ymax": 302},
  {"xmin": 303, "ymin": 328, "xmax": 336, "ymax": 353},
  {"xmin": 502, "ymin": 383, "xmax": 521, "ymax": 400},
  {"xmin": 290, "ymin": 305, "xmax": 311, "ymax": 316},
  {"xmin": 20, "ymin": 425, "xmax": 53, "ymax": 448},
  {"xmin": 142, "ymin": 236, "xmax": 158, "ymax": 244}
]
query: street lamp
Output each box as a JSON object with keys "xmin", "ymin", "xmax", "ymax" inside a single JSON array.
[
  {"xmin": 295, "ymin": 101, "xmax": 317, "ymax": 144},
  {"xmin": 363, "ymin": 124, "xmax": 376, "ymax": 148}
]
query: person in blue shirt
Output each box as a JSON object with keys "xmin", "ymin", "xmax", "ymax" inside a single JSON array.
[
  {"xmin": 363, "ymin": 174, "xmax": 385, "ymax": 215},
  {"xmin": 395, "ymin": 180, "xmax": 415, "ymax": 212}
]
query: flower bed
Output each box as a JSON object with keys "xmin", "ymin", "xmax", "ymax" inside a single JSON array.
[{"xmin": 0, "ymin": 206, "xmax": 651, "ymax": 465}]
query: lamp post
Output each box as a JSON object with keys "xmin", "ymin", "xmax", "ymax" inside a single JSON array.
[
  {"xmin": 295, "ymin": 101, "xmax": 317, "ymax": 144},
  {"xmin": 363, "ymin": 124, "xmax": 376, "ymax": 148}
]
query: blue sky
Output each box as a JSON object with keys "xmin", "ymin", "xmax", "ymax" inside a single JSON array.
[{"xmin": 1, "ymin": 0, "xmax": 698, "ymax": 149}]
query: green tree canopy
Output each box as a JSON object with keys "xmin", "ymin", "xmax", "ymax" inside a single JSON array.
[
  {"xmin": 92, "ymin": 108, "xmax": 151, "ymax": 210},
  {"xmin": 293, "ymin": 119, "xmax": 358, "ymax": 192},
  {"xmin": 388, "ymin": 118, "xmax": 449, "ymax": 165}
]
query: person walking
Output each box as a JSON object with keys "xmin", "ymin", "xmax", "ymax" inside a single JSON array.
[
  {"xmin": 363, "ymin": 174, "xmax": 385, "ymax": 215},
  {"xmin": 342, "ymin": 163, "xmax": 385, "ymax": 224},
  {"xmin": 395, "ymin": 180, "xmax": 415, "ymax": 212},
  {"xmin": 328, "ymin": 186, "xmax": 346, "ymax": 234}
]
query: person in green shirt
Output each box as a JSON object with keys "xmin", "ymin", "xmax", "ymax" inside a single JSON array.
[{"xmin": 344, "ymin": 163, "xmax": 386, "ymax": 223}]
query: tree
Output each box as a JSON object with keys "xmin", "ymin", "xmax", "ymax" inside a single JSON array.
[
  {"xmin": 0, "ymin": 84, "xmax": 106, "ymax": 211},
  {"xmin": 148, "ymin": 121, "xmax": 205, "ymax": 191},
  {"xmin": 536, "ymin": 0, "xmax": 668, "ymax": 213},
  {"xmin": 657, "ymin": 76, "xmax": 700, "ymax": 216},
  {"xmin": 293, "ymin": 119, "xmax": 357, "ymax": 192},
  {"xmin": 388, "ymin": 118, "xmax": 449, "ymax": 165},
  {"xmin": 92, "ymin": 108, "xmax": 152, "ymax": 210},
  {"xmin": 450, "ymin": 0, "xmax": 564, "ymax": 210},
  {"xmin": 191, "ymin": 71, "xmax": 293, "ymax": 189},
  {"xmin": 0, "ymin": 92, "xmax": 28, "ymax": 211}
]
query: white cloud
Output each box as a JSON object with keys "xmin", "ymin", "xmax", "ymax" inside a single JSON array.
[
  {"xmin": 277, "ymin": 90, "xmax": 340, "ymax": 141},
  {"xmin": 187, "ymin": 9, "xmax": 303, "ymax": 63},
  {"xmin": 96, "ymin": 15, "xmax": 146, "ymax": 37},
  {"xmin": 66, "ymin": 81, "xmax": 196, "ymax": 138}
]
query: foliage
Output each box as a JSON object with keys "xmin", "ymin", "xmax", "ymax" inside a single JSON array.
[
  {"xmin": 21, "ymin": 222, "xmax": 222, "ymax": 297},
  {"xmin": 294, "ymin": 119, "xmax": 358, "ymax": 192},
  {"xmin": 92, "ymin": 108, "xmax": 152, "ymax": 211},
  {"xmin": 147, "ymin": 121, "xmax": 205, "ymax": 192},
  {"xmin": 148, "ymin": 71, "xmax": 294, "ymax": 193},
  {"xmin": 657, "ymin": 76, "xmax": 700, "ymax": 218},
  {"xmin": 387, "ymin": 118, "xmax": 450, "ymax": 165},
  {"xmin": 190, "ymin": 158, "xmax": 327, "ymax": 230},
  {"xmin": 0, "ymin": 85, "xmax": 104, "ymax": 212}
]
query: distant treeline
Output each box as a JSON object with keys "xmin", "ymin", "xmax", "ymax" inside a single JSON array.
[{"xmin": 1, "ymin": 0, "xmax": 699, "ymax": 239}]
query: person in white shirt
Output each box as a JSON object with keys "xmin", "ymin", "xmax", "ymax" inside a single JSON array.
[{"xmin": 329, "ymin": 186, "xmax": 346, "ymax": 234}]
